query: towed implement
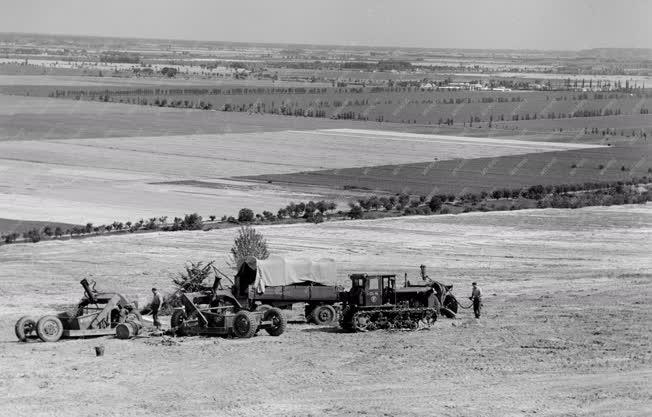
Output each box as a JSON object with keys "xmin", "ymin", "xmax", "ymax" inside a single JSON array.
[
  {"xmin": 15, "ymin": 279, "xmax": 142, "ymax": 342},
  {"xmin": 170, "ymin": 275, "xmax": 287, "ymax": 339},
  {"xmin": 340, "ymin": 274, "xmax": 446, "ymax": 332}
]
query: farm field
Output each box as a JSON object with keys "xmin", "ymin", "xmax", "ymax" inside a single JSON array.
[
  {"xmin": 0, "ymin": 124, "xmax": 597, "ymax": 228},
  {"xmin": 0, "ymin": 94, "xmax": 376, "ymax": 141},
  {"xmin": 1, "ymin": 205, "xmax": 650, "ymax": 417},
  {"xmin": 243, "ymin": 140, "xmax": 651, "ymax": 195},
  {"xmin": 8, "ymin": 83, "xmax": 649, "ymax": 127}
]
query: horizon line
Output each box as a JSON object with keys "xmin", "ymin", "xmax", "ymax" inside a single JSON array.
[{"xmin": 2, "ymin": 30, "xmax": 649, "ymax": 54}]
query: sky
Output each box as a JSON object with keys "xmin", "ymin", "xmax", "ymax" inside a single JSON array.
[{"xmin": 1, "ymin": 0, "xmax": 650, "ymax": 50}]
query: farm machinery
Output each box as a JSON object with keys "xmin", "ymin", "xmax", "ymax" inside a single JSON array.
[
  {"xmin": 339, "ymin": 273, "xmax": 459, "ymax": 332},
  {"xmin": 234, "ymin": 256, "xmax": 343, "ymax": 325},
  {"xmin": 15, "ymin": 279, "xmax": 142, "ymax": 342},
  {"xmin": 170, "ymin": 274, "xmax": 287, "ymax": 339}
]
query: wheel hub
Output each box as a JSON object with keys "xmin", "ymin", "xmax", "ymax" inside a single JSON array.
[{"xmin": 43, "ymin": 321, "xmax": 59, "ymax": 336}]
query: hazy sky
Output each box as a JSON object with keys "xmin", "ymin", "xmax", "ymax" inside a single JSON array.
[{"xmin": 2, "ymin": 0, "xmax": 650, "ymax": 50}]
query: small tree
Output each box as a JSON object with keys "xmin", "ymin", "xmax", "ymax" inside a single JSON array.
[
  {"xmin": 182, "ymin": 213, "xmax": 203, "ymax": 230},
  {"xmin": 238, "ymin": 208, "xmax": 255, "ymax": 223},
  {"xmin": 172, "ymin": 261, "xmax": 216, "ymax": 292},
  {"xmin": 229, "ymin": 226, "xmax": 269, "ymax": 269}
]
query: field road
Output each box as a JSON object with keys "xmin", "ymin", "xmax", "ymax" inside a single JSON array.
[{"xmin": 1, "ymin": 204, "xmax": 650, "ymax": 416}]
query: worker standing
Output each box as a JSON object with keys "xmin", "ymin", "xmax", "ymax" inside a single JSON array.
[
  {"xmin": 470, "ymin": 282, "xmax": 482, "ymax": 319},
  {"xmin": 419, "ymin": 264, "xmax": 434, "ymax": 285},
  {"xmin": 150, "ymin": 287, "xmax": 163, "ymax": 329}
]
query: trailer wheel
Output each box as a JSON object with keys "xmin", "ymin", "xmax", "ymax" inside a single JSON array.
[
  {"xmin": 36, "ymin": 315, "xmax": 64, "ymax": 342},
  {"xmin": 256, "ymin": 304, "xmax": 272, "ymax": 312},
  {"xmin": 264, "ymin": 307, "xmax": 287, "ymax": 336},
  {"xmin": 311, "ymin": 305, "xmax": 337, "ymax": 325},
  {"xmin": 15, "ymin": 316, "xmax": 37, "ymax": 342},
  {"xmin": 232, "ymin": 311, "xmax": 257, "ymax": 339},
  {"xmin": 170, "ymin": 310, "xmax": 188, "ymax": 335}
]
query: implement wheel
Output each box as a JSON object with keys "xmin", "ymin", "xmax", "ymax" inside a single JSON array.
[
  {"xmin": 264, "ymin": 307, "xmax": 287, "ymax": 337},
  {"xmin": 256, "ymin": 304, "xmax": 272, "ymax": 313},
  {"xmin": 36, "ymin": 315, "xmax": 64, "ymax": 342},
  {"xmin": 311, "ymin": 305, "xmax": 337, "ymax": 325},
  {"xmin": 15, "ymin": 316, "xmax": 38, "ymax": 342},
  {"xmin": 232, "ymin": 311, "xmax": 257, "ymax": 339}
]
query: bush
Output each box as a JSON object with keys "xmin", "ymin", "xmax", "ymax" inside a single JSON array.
[
  {"xmin": 440, "ymin": 207, "xmax": 450, "ymax": 214},
  {"xmin": 309, "ymin": 212, "xmax": 324, "ymax": 223},
  {"xmin": 172, "ymin": 261, "xmax": 216, "ymax": 292},
  {"xmin": 262, "ymin": 211, "xmax": 276, "ymax": 221},
  {"xmin": 182, "ymin": 213, "xmax": 203, "ymax": 230},
  {"xmin": 3, "ymin": 232, "xmax": 19, "ymax": 244},
  {"xmin": 238, "ymin": 208, "xmax": 255, "ymax": 222},
  {"xmin": 24, "ymin": 228, "xmax": 41, "ymax": 243},
  {"xmin": 229, "ymin": 226, "xmax": 269, "ymax": 269},
  {"xmin": 348, "ymin": 205, "xmax": 364, "ymax": 219},
  {"xmin": 428, "ymin": 196, "xmax": 443, "ymax": 212}
]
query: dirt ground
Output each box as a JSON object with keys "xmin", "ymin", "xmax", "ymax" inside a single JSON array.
[{"xmin": 0, "ymin": 205, "xmax": 650, "ymax": 416}]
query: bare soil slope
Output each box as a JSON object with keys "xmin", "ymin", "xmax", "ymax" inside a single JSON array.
[{"xmin": 1, "ymin": 205, "xmax": 650, "ymax": 417}]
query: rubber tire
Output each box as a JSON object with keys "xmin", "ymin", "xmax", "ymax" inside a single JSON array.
[
  {"xmin": 256, "ymin": 304, "xmax": 273, "ymax": 313},
  {"xmin": 15, "ymin": 316, "xmax": 37, "ymax": 342},
  {"xmin": 264, "ymin": 307, "xmax": 287, "ymax": 336},
  {"xmin": 170, "ymin": 310, "xmax": 188, "ymax": 335},
  {"xmin": 442, "ymin": 295, "xmax": 458, "ymax": 318},
  {"xmin": 36, "ymin": 315, "xmax": 64, "ymax": 342},
  {"xmin": 232, "ymin": 310, "xmax": 257, "ymax": 339},
  {"xmin": 310, "ymin": 305, "xmax": 337, "ymax": 325}
]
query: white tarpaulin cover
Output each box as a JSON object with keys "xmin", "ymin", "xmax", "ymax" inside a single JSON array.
[{"xmin": 253, "ymin": 255, "xmax": 336, "ymax": 293}]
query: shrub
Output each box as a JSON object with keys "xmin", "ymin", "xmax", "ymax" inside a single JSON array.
[
  {"xmin": 229, "ymin": 226, "xmax": 269, "ymax": 269},
  {"xmin": 237, "ymin": 208, "xmax": 255, "ymax": 222},
  {"xmin": 3, "ymin": 232, "xmax": 19, "ymax": 243},
  {"xmin": 309, "ymin": 212, "xmax": 325, "ymax": 223},
  {"xmin": 262, "ymin": 211, "xmax": 276, "ymax": 221},
  {"xmin": 428, "ymin": 196, "xmax": 443, "ymax": 212},
  {"xmin": 182, "ymin": 213, "xmax": 203, "ymax": 230},
  {"xmin": 348, "ymin": 205, "xmax": 364, "ymax": 219},
  {"xmin": 172, "ymin": 261, "xmax": 216, "ymax": 292},
  {"xmin": 440, "ymin": 207, "xmax": 450, "ymax": 214},
  {"xmin": 24, "ymin": 228, "xmax": 41, "ymax": 243}
]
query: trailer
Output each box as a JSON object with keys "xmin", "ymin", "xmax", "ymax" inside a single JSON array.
[{"xmin": 234, "ymin": 256, "xmax": 344, "ymax": 325}]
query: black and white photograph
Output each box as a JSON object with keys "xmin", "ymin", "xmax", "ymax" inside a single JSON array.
[{"xmin": 0, "ymin": 1, "xmax": 650, "ymax": 416}]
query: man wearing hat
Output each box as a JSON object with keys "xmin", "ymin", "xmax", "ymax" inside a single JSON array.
[{"xmin": 470, "ymin": 282, "xmax": 482, "ymax": 318}]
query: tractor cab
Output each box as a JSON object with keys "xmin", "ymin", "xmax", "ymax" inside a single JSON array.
[{"xmin": 348, "ymin": 274, "xmax": 396, "ymax": 306}]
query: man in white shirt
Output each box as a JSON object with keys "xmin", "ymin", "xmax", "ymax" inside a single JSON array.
[{"xmin": 470, "ymin": 282, "xmax": 482, "ymax": 318}]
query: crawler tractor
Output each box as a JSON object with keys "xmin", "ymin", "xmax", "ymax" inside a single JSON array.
[
  {"xmin": 339, "ymin": 274, "xmax": 452, "ymax": 332},
  {"xmin": 15, "ymin": 279, "xmax": 141, "ymax": 342}
]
